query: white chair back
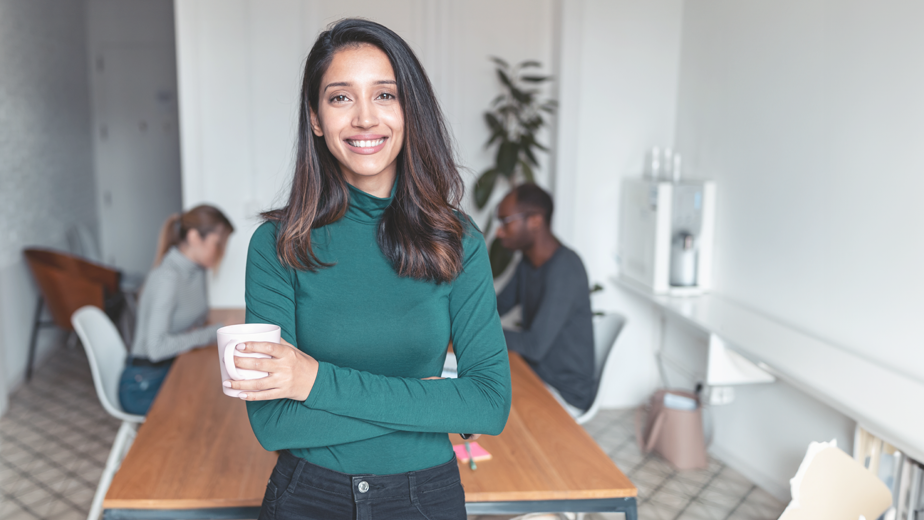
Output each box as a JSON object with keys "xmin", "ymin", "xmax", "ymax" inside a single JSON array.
[
  {"xmin": 71, "ymin": 306, "xmax": 143, "ymax": 424},
  {"xmin": 575, "ymin": 312, "xmax": 627, "ymax": 424},
  {"xmin": 593, "ymin": 313, "xmax": 626, "ymax": 382}
]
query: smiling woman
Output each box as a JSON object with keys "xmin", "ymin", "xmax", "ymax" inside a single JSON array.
[
  {"xmin": 310, "ymin": 44, "xmax": 404, "ymax": 196},
  {"xmin": 229, "ymin": 18, "xmax": 512, "ymax": 520},
  {"xmin": 261, "ymin": 19, "xmax": 469, "ymax": 284}
]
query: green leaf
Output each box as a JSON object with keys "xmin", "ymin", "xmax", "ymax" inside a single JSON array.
[
  {"xmin": 519, "ymin": 60, "xmax": 542, "ymax": 68},
  {"xmin": 522, "ymin": 142, "xmax": 539, "ymax": 166},
  {"xmin": 519, "ymin": 135, "xmax": 542, "ymax": 165},
  {"xmin": 541, "ymin": 100, "xmax": 559, "ymax": 112},
  {"xmin": 521, "ymin": 75, "xmax": 551, "ymax": 83},
  {"xmin": 474, "ymin": 169, "xmax": 499, "ymax": 209},
  {"xmin": 489, "ymin": 237, "xmax": 516, "ymax": 278},
  {"xmin": 509, "ymin": 87, "xmax": 529, "ymax": 105},
  {"xmin": 519, "ymin": 159, "xmax": 535, "ymax": 183},
  {"xmin": 523, "ymin": 146, "xmax": 539, "ymax": 166},
  {"xmin": 496, "ymin": 141, "xmax": 519, "ymax": 177},
  {"xmin": 496, "ymin": 69, "xmax": 515, "ymax": 91},
  {"xmin": 490, "ymin": 56, "xmax": 510, "ymax": 69},
  {"xmin": 523, "ymin": 115, "xmax": 544, "ymax": 131},
  {"xmin": 490, "ymin": 94, "xmax": 505, "ymax": 107},
  {"xmin": 524, "ymin": 133, "xmax": 549, "ymax": 152},
  {"xmin": 486, "ymin": 129, "xmax": 504, "ymax": 147},
  {"xmin": 484, "ymin": 112, "xmax": 503, "ymax": 133}
]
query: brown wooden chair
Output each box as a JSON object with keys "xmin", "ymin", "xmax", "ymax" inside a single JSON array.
[
  {"xmin": 24, "ymin": 248, "xmax": 121, "ymax": 294},
  {"xmin": 23, "ymin": 248, "xmax": 124, "ymax": 382}
]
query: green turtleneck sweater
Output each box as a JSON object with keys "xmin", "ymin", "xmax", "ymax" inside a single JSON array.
[{"xmin": 244, "ymin": 183, "xmax": 511, "ymax": 475}]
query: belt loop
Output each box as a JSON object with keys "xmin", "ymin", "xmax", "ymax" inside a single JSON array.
[
  {"xmin": 408, "ymin": 471, "xmax": 418, "ymax": 504},
  {"xmin": 286, "ymin": 456, "xmax": 307, "ymax": 496}
]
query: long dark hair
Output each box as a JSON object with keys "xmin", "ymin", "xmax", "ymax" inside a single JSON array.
[{"xmin": 262, "ymin": 19, "xmax": 466, "ymax": 283}]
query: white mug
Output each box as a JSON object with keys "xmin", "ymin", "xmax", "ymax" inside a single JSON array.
[{"xmin": 216, "ymin": 324, "xmax": 278, "ymax": 397}]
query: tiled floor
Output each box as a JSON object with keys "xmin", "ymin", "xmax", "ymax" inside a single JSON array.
[
  {"xmin": 0, "ymin": 344, "xmax": 788, "ymax": 520},
  {"xmin": 0, "ymin": 345, "xmax": 120, "ymax": 520},
  {"xmin": 579, "ymin": 409, "xmax": 787, "ymax": 520}
]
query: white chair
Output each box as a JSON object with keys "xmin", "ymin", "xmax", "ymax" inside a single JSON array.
[
  {"xmin": 574, "ymin": 313, "xmax": 627, "ymax": 425},
  {"xmin": 71, "ymin": 305, "xmax": 145, "ymax": 520}
]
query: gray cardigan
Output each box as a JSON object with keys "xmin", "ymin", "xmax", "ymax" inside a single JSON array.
[{"xmin": 130, "ymin": 247, "xmax": 221, "ymax": 362}]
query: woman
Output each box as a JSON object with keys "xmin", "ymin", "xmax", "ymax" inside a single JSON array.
[
  {"xmin": 225, "ymin": 19, "xmax": 511, "ymax": 520},
  {"xmin": 119, "ymin": 205, "xmax": 233, "ymax": 415}
]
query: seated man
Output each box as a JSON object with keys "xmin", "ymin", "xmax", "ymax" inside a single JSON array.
[{"xmin": 495, "ymin": 183, "xmax": 595, "ymax": 417}]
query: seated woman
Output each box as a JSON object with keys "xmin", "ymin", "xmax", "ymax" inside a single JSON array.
[{"xmin": 118, "ymin": 205, "xmax": 234, "ymax": 415}]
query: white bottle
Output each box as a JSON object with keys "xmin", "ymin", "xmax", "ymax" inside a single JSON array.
[{"xmin": 661, "ymin": 148, "xmax": 674, "ymax": 181}]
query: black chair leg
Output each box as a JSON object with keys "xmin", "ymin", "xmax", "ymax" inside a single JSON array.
[{"xmin": 26, "ymin": 297, "xmax": 44, "ymax": 382}]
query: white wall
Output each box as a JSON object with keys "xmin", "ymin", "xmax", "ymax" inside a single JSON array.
[
  {"xmin": 174, "ymin": 0, "xmax": 556, "ymax": 307},
  {"xmin": 88, "ymin": 0, "xmax": 183, "ymax": 274},
  {"xmin": 675, "ymin": 0, "xmax": 924, "ymax": 383},
  {"xmin": 0, "ymin": 0, "xmax": 96, "ymax": 403},
  {"xmin": 669, "ymin": 0, "xmax": 924, "ymax": 499},
  {"xmin": 553, "ymin": 0, "xmax": 685, "ymax": 408}
]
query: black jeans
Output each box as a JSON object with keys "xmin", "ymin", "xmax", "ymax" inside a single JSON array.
[{"xmin": 259, "ymin": 451, "xmax": 466, "ymax": 520}]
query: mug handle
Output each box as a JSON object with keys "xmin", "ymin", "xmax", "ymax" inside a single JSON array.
[{"xmin": 223, "ymin": 343, "xmax": 245, "ymax": 381}]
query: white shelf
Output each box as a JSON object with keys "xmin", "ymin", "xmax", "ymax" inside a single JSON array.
[
  {"xmin": 617, "ymin": 276, "xmax": 924, "ymax": 463},
  {"xmin": 706, "ymin": 334, "xmax": 776, "ymax": 386}
]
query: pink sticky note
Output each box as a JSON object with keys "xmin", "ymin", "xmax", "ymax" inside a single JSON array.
[{"xmin": 453, "ymin": 442, "xmax": 492, "ymax": 463}]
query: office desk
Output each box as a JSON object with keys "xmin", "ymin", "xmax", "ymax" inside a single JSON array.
[{"xmin": 104, "ymin": 310, "xmax": 636, "ymax": 519}]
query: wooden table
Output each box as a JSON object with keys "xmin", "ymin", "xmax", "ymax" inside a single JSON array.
[{"xmin": 103, "ymin": 309, "xmax": 636, "ymax": 519}]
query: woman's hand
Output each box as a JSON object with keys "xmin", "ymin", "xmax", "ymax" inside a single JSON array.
[{"xmin": 223, "ymin": 338, "xmax": 319, "ymax": 401}]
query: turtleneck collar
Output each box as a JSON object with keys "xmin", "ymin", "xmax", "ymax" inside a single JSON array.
[
  {"xmin": 344, "ymin": 179, "xmax": 397, "ymax": 224},
  {"xmin": 163, "ymin": 246, "xmax": 204, "ymax": 274}
]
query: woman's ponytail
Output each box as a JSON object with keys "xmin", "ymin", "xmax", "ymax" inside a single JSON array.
[
  {"xmin": 152, "ymin": 206, "xmax": 234, "ymax": 268},
  {"xmin": 153, "ymin": 213, "xmax": 182, "ymax": 267}
]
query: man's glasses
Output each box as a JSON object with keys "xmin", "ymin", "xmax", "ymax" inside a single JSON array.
[{"xmin": 497, "ymin": 212, "xmax": 537, "ymax": 225}]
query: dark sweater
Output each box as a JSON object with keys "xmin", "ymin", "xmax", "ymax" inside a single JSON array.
[
  {"xmin": 497, "ymin": 246, "xmax": 595, "ymax": 410},
  {"xmin": 244, "ymin": 183, "xmax": 511, "ymax": 475}
]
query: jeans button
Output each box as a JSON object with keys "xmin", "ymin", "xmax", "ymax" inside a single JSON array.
[{"xmin": 357, "ymin": 481, "xmax": 369, "ymax": 493}]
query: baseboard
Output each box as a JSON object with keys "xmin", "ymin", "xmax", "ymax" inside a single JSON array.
[{"xmin": 709, "ymin": 444, "xmax": 791, "ymax": 503}]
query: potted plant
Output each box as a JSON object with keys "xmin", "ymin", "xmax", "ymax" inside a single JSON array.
[{"xmin": 474, "ymin": 57, "xmax": 557, "ymax": 277}]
